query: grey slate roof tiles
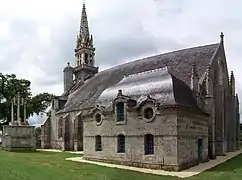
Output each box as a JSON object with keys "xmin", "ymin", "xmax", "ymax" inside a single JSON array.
[
  {"xmin": 58, "ymin": 43, "xmax": 220, "ymax": 113},
  {"xmin": 97, "ymin": 66, "xmax": 199, "ymax": 111}
]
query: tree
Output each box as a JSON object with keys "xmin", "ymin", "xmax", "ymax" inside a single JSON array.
[{"xmin": 0, "ymin": 73, "xmax": 53, "ymax": 128}]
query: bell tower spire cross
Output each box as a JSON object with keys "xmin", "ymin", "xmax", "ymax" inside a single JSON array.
[{"xmin": 74, "ymin": 1, "xmax": 98, "ymax": 82}]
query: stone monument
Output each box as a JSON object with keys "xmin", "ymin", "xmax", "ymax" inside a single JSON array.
[{"xmin": 2, "ymin": 92, "xmax": 36, "ymax": 151}]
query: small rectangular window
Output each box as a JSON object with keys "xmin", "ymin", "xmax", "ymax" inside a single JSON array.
[
  {"xmin": 117, "ymin": 135, "xmax": 125, "ymax": 153},
  {"xmin": 117, "ymin": 102, "xmax": 125, "ymax": 121},
  {"xmin": 145, "ymin": 134, "xmax": 154, "ymax": 155},
  {"xmin": 95, "ymin": 135, "xmax": 102, "ymax": 151}
]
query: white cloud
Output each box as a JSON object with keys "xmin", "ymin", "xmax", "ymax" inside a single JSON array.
[
  {"xmin": 0, "ymin": 0, "xmax": 242, "ymax": 125},
  {"xmin": 28, "ymin": 113, "xmax": 46, "ymax": 127}
]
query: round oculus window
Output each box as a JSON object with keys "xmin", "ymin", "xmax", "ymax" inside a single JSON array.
[
  {"xmin": 95, "ymin": 113, "xmax": 102, "ymax": 123},
  {"xmin": 143, "ymin": 107, "xmax": 154, "ymax": 120}
]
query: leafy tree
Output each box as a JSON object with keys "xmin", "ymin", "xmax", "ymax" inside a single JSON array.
[{"xmin": 0, "ymin": 73, "xmax": 53, "ymax": 128}]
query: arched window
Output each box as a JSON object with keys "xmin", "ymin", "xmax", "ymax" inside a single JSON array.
[
  {"xmin": 58, "ymin": 118, "xmax": 63, "ymax": 138},
  {"xmin": 117, "ymin": 102, "xmax": 125, "ymax": 121},
  {"xmin": 117, "ymin": 134, "xmax": 125, "ymax": 153},
  {"xmin": 95, "ymin": 135, "xmax": 102, "ymax": 151},
  {"xmin": 144, "ymin": 134, "xmax": 154, "ymax": 155}
]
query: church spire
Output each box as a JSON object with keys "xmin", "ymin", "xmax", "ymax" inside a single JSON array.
[
  {"xmin": 73, "ymin": 1, "xmax": 98, "ymax": 82},
  {"xmin": 79, "ymin": 2, "xmax": 90, "ymax": 41}
]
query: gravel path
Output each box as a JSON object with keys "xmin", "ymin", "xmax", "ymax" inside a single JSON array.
[
  {"xmin": 66, "ymin": 150, "xmax": 242, "ymax": 178},
  {"xmin": 37, "ymin": 149, "xmax": 83, "ymax": 154}
]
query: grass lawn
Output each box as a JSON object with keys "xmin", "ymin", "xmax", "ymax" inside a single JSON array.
[{"xmin": 0, "ymin": 151, "xmax": 242, "ymax": 180}]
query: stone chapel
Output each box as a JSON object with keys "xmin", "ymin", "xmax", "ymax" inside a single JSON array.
[{"xmin": 41, "ymin": 3, "xmax": 240, "ymax": 171}]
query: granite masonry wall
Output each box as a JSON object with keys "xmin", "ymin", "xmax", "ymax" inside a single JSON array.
[{"xmin": 177, "ymin": 109, "xmax": 209, "ymax": 170}]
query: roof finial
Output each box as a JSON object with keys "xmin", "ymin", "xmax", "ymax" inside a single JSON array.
[
  {"xmin": 230, "ymin": 71, "xmax": 235, "ymax": 81},
  {"xmin": 117, "ymin": 89, "xmax": 123, "ymax": 97},
  {"xmin": 192, "ymin": 60, "xmax": 198, "ymax": 77},
  {"xmin": 67, "ymin": 62, "xmax": 70, "ymax": 66},
  {"xmin": 220, "ymin": 32, "xmax": 224, "ymax": 42}
]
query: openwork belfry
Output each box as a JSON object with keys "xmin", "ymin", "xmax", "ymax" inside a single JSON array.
[
  {"xmin": 41, "ymin": 2, "xmax": 240, "ymax": 172},
  {"xmin": 2, "ymin": 92, "xmax": 36, "ymax": 151}
]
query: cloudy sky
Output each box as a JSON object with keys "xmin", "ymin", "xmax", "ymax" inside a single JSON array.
[{"xmin": 0, "ymin": 0, "xmax": 242, "ymax": 125}]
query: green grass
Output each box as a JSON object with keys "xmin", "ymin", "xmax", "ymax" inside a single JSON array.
[{"xmin": 0, "ymin": 151, "xmax": 242, "ymax": 180}]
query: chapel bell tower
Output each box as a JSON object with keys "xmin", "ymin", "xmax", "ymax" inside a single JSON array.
[{"xmin": 73, "ymin": 2, "xmax": 98, "ymax": 82}]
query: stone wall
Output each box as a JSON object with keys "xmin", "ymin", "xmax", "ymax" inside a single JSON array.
[
  {"xmin": 83, "ymin": 106, "xmax": 210, "ymax": 171},
  {"xmin": 177, "ymin": 109, "xmax": 209, "ymax": 169},
  {"xmin": 41, "ymin": 105, "xmax": 84, "ymax": 151},
  {"xmin": 83, "ymin": 107, "xmax": 179, "ymax": 168},
  {"xmin": 3, "ymin": 125, "xmax": 36, "ymax": 151},
  {"xmin": 226, "ymin": 94, "xmax": 237, "ymax": 152},
  {"xmin": 41, "ymin": 117, "xmax": 51, "ymax": 149},
  {"xmin": 49, "ymin": 111, "xmax": 80, "ymax": 151}
]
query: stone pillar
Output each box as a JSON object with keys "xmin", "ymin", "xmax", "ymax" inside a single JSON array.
[
  {"xmin": 17, "ymin": 92, "xmax": 21, "ymax": 123},
  {"xmin": 204, "ymin": 95, "xmax": 216, "ymax": 159},
  {"xmin": 73, "ymin": 116, "xmax": 78, "ymax": 151},
  {"xmin": 236, "ymin": 94, "xmax": 240, "ymax": 149},
  {"xmin": 22, "ymin": 98, "xmax": 27, "ymax": 123},
  {"xmin": 24, "ymin": 103, "xmax": 27, "ymax": 123},
  {"xmin": 70, "ymin": 117, "xmax": 75, "ymax": 151},
  {"xmin": 224, "ymin": 91, "xmax": 229, "ymax": 152},
  {"xmin": 226, "ymin": 71, "xmax": 236, "ymax": 152},
  {"xmin": 232, "ymin": 95, "xmax": 237, "ymax": 151},
  {"xmin": 81, "ymin": 53, "xmax": 85, "ymax": 64},
  {"xmin": 214, "ymin": 85, "xmax": 226, "ymax": 155},
  {"xmin": 204, "ymin": 70, "xmax": 216, "ymax": 159},
  {"xmin": 11, "ymin": 99, "xmax": 14, "ymax": 123},
  {"xmin": 226, "ymin": 93, "xmax": 230, "ymax": 152}
]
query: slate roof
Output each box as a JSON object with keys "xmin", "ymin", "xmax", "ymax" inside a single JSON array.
[
  {"xmin": 58, "ymin": 43, "xmax": 220, "ymax": 113},
  {"xmin": 97, "ymin": 67, "xmax": 199, "ymax": 110}
]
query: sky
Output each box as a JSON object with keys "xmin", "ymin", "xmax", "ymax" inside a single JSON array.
[{"xmin": 0, "ymin": 0, "xmax": 242, "ymax": 126}]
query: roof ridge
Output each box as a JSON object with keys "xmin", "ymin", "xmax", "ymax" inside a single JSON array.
[
  {"xmin": 126, "ymin": 66, "xmax": 168, "ymax": 78},
  {"xmin": 99, "ymin": 43, "xmax": 220, "ymax": 74}
]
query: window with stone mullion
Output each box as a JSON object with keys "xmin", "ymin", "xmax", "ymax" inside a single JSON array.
[
  {"xmin": 145, "ymin": 134, "xmax": 154, "ymax": 155},
  {"xmin": 117, "ymin": 135, "xmax": 125, "ymax": 153}
]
